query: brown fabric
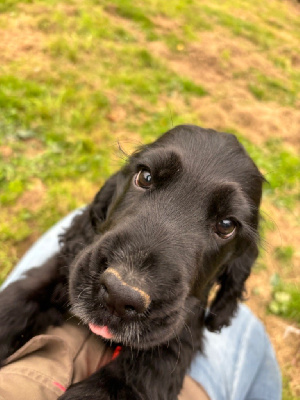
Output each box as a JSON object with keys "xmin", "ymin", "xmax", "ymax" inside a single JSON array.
[
  {"xmin": 179, "ymin": 376, "xmax": 210, "ymax": 400},
  {"xmin": 0, "ymin": 321, "xmax": 210, "ymax": 400}
]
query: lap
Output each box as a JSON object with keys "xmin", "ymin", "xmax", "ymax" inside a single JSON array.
[{"xmin": 0, "ymin": 321, "xmax": 209, "ymax": 400}]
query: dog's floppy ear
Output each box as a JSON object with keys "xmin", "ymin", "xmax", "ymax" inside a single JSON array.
[
  {"xmin": 205, "ymin": 242, "xmax": 258, "ymax": 332},
  {"xmin": 59, "ymin": 173, "xmax": 120, "ymax": 263},
  {"xmin": 90, "ymin": 172, "xmax": 120, "ymax": 229}
]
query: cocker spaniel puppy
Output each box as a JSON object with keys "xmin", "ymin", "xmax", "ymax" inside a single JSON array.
[{"xmin": 0, "ymin": 125, "xmax": 263, "ymax": 400}]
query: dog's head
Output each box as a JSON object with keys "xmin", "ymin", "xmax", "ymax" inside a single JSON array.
[{"xmin": 69, "ymin": 125, "xmax": 264, "ymax": 348}]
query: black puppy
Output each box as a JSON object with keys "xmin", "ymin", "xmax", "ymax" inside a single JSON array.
[{"xmin": 0, "ymin": 125, "xmax": 263, "ymax": 400}]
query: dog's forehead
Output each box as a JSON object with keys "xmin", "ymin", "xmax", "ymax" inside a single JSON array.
[
  {"xmin": 147, "ymin": 125, "xmax": 254, "ymax": 180},
  {"xmin": 159, "ymin": 125, "xmax": 240, "ymax": 158},
  {"xmin": 128, "ymin": 125, "xmax": 263, "ymax": 207}
]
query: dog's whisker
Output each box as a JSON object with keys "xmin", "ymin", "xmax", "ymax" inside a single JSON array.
[
  {"xmin": 77, "ymin": 287, "xmax": 91, "ymax": 300},
  {"xmin": 64, "ymin": 314, "xmax": 76, "ymax": 323},
  {"xmin": 183, "ymin": 323, "xmax": 194, "ymax": 352},
  {"xmin": 170, "ymin": 328, "xmax": 181, "ymax": 374}
]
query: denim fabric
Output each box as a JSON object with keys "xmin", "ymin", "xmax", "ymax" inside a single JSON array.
[
  {"xmin": 189, "ymin": 305, "xmax": 282, "ymax": 400},
  {"xmin": 2, "ymin": 209, "xmax": 282, "ymax": 400},
  {"xmin": 2, "ymin": 209, "xmax": 83, "ymax": 290}
]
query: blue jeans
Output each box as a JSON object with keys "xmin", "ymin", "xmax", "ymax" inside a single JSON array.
[{"xmin": 2, "ymin": 210, "xmax": 282, "ymax": 400}]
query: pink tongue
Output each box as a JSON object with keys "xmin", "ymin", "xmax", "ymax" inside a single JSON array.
[{"xmin": 89, "ymin": 324, "xmax": 114, "ymax": 339}]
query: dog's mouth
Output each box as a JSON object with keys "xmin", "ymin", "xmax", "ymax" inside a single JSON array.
[
  {"xmin": 86, "ymin": 320, "xmax": 180, "ymax": 349},
  {"xmin": 70, "ymin": 277, "xmax": 192, "ymax": 348},
  {"xmin": 70, "ymin": 249, "xmax": 193, "ymax": 348},
  {"xmin": 71, "ymin": 297, "xmax": 188, "ymax": 349}
]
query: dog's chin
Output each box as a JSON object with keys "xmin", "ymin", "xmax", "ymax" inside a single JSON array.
[{"xmin": 71, "ymin": 303, "xmax": 185, "ymax": 349}]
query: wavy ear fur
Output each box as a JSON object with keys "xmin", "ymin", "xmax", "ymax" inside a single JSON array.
[
  {"xmin": 205, "ymin": 242, "xmax": 258, "ymax": 332},
  {"xmin": 59, "ymin": 173, "xmax": 119, "ymax": 263},
  {"xmin": 89, "ymin": 172, "xmax": 120, "ymax": 229}
]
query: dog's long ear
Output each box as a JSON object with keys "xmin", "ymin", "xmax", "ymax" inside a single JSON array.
[
  {"xmin": 89, "ymin": 172, "xmax": 120, "ymax": 230},
  {"xmin": 205, "ymin": 242, "xmax": 258, "ymax": 332},
  {"xmin": 59, "ymin": 173, "xmax": 119, "ymax": 261}
]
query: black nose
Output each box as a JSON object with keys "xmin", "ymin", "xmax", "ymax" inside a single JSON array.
[{"xmin": 100, "ymin": 269, "xmax": 150, "ymax": 317}]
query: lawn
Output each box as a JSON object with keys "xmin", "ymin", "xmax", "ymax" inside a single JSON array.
[{"xmin": 0, "ymin": 0, "xmax": 299, "ymax": 397}]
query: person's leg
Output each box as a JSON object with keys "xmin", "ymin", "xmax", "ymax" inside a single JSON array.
[
  {"xmin": 0, "ymin": 319, "xmax": 113, "ymax": 400},
  {"xmin": 188, "ymin": 305, "xmax": 282, "ymax": 400},
  {"xmin": 1, "ymin": 209, "xmax": 84, "ymax": 290}
]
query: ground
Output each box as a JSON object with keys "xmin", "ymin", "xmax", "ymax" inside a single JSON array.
[{"xmin": 0, "ymin": 0, "xmax": 299, "ymax": 398}]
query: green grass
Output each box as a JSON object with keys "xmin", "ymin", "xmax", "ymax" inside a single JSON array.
[
  {"xmin": 283, "ymin": 375, "xmax": 299, "ymax": 400},
  {"xmin": 274, "ymin": 246, "xmax": 295, "ymax": 264},
  {"xmin": 269, "ymin": 276, "xmax": 300, "ymax": 324},
  {"xmin": 248, "ymin": 72, "xmax": 299, "ymax": 106},
  {"xmin": 201, "ymin": 5, "xmax": 276, "ymax": 49},
  {"xmin": 224, "ymin": 129, "xmax": 300, "ymax": 211}
]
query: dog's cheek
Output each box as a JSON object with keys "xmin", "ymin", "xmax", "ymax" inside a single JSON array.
[
  {"xmin": 68, "ymin": 266, "xmax": 82, "ymax": 306},
  {"xmin": 68, "ymin": 252, "xmax": 92, "ymax": 306}
]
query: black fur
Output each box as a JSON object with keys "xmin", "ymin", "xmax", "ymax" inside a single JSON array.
[{"xmin": 0, "ymin": 125, "xmax": 264, "ymax": 400}]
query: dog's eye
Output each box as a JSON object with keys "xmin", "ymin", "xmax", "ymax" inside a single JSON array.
[
  {"xmin": 135, "ymin": 169, "xmax": 152, "ymax": 189},
  {"xmin": 216, "ymin": 218, "xmax": 236, "ymax": 239}
]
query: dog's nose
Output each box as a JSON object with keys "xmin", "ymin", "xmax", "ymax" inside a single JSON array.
[{"xmin": 100, "ymin": 268, "xmax": 150, "ymax": 317}]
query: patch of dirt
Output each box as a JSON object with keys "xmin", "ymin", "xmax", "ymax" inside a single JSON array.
[
  {"xmin": 291, "ymin": 53, "xmax": 300, "ymax": 68},
  {"xmin": 152, "ymin": 15, "xmax": 182, "ymax": 31},
  {"xmin": 22, "ymin": 138, "xmax": 46, "ymax": 158},
  {"xmin": 0, "ymin": 15, "xmax": 44, "ymax": 63},
  {"xmin": 17, "ymin": 178, "xmax": 46, "ymax": 213},
  {"xmin": 15, "ymin": 230, "xmax": 41, "ymax": 261},
  {"xmin": 285, "ymin": 0, "xmax": 300, "ymax": 14},
  {"xmin": 148, "ymin": 31, "xmax": 300, "ymax": 149},
  {"xmin": 186, "ymin": 95, "xmax": 300, "ymax": 150},
  {"xmin": 101, "ymin": 13, "xmax": 300, "ymax": 150},
  {"xmin": 261, "ymin": 202, "xmax": 300, "ymax": 278},
  {"xmin": 150, "ymin": 30, "xmax": 286, "ymax": 83},
  {"xmin": 0, "ymin": 146, "xmax": 13, "ymax": 158},
  {"xmin": 107, "ymin": 106, "xmax": 127, "ymax": 123}
]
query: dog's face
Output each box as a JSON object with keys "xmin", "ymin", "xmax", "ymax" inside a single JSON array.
[{"xmin": 69, "ymin": 125, "xmax": 263, "ymax": 349}]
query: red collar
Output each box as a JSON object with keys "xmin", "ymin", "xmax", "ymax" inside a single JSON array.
[{"xmin": 112, "ymin": 345, "xmax": 122, "ymax": 360}]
